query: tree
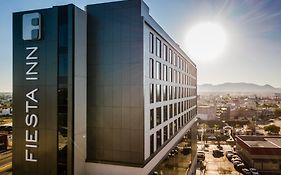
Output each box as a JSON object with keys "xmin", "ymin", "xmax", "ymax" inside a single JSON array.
[
  {"xmin": 275, "ymin": 108, "xmax": 281, "ymax": 117},
  {"xmin": 264, "ymin": 124, "xmax": 280, "ymax": 134}
]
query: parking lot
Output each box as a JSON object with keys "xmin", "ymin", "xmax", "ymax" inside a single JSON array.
[{"xmin": 196, "ymin": 143, "xmax": 242, "ymax": 175}]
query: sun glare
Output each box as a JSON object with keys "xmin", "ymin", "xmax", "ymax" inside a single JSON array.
[{"xmin": 185, "ymin": 22, "xmax": 227, "ymax": 62}]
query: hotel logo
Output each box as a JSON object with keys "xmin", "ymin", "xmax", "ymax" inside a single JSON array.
[{"xmin": 22, "ymin": 13, "xmax": 41, "ymax": 40}]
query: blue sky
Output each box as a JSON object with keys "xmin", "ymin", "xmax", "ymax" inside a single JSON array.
[{"xmin": 1, "ymin": 0, "xmax": 281, "ymax": 92}]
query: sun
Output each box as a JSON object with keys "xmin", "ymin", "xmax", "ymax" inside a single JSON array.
[{"xmin": 185, "ymin": 22, "xmax": 227, "ymax": 62}]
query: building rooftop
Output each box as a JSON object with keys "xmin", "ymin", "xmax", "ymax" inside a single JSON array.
[{"xmin": 238, "ymin": 136, "xmax": 281, "ymax": 148}]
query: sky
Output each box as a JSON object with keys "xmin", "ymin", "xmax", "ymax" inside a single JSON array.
[{"xmin": 1, "ymin": 0, "xmax": 281, "ymax": 92}]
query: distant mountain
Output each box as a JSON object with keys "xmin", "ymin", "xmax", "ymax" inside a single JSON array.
[{"xmin": 198, "ymin": 82, "xmax": 281, "ymax": 93}]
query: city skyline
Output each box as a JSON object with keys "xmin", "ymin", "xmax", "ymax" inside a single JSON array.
[{"xmin": 1, "ymin": 0, "xmax": 281, "ymax": 92}]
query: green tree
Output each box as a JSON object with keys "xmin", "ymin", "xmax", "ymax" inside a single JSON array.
[
  {"xmin": 275, "ymin": 108, "xmax": 281, "ymax": 117},
  {"xmin": 264, "ymin": 125, "xmax": 280, "ymax": 134}
]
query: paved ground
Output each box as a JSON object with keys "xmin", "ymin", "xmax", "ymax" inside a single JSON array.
[{"xmin": 196, "ymin": 143, "xmax": 242, "ymax": 175}]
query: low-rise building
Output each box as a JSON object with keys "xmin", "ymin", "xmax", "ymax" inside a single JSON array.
[{"xmin": 236, "ymin": 135, "xmax": 281, "ymax": 174}]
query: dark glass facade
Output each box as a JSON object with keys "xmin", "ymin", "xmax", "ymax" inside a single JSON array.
[{"xmin": 57, "ymin": 6, "xmax": 69, "ymax": 175}]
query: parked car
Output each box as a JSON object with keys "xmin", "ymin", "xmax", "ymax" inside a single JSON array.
[
  {"xmin": 213, "ymin": 149, "xmax": 224, "ymax": 157},
  {"xmin": 226, "ymin": 153, "xmax": 233, "ymax": 160},
  {"xmin": 233, "ymin": 160, "xmax": 243, "ymax": 166},
  {"xmin": 249, "ymin": 168, "xmax": 259, "ymax": 175},
  {"xmin": 242, "ymin": 168, "xmax": 251, "ymax": 175},
  {"xmin": 231, "ymin": 157, "xmax": 242, "ymax": 163},
  {"xmin": 235, "ymin": 163, "xmax": 246, "ymax": 171},
  {"xmin": 197, "ymin": 151, "xmax": 205, "ymax": 161}
]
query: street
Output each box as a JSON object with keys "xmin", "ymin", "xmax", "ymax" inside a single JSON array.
[{"xmin": 196, "ymin": 142, "xmax": 242, "ymax": 175}]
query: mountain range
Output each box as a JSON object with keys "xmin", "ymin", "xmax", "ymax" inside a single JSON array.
[{"xmin": 198, "ymin": 82, "xmax": 281, "ymax": 93}]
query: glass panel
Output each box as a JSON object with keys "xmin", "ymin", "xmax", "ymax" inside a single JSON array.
[{"xmin": 149, "ymin": 33, "xmax": 154, "ymax": 53}]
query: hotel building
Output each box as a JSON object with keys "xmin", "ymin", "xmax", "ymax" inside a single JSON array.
[{"xmin": 13, "ymin": 0, "xmax": 197, "ymax": 175}]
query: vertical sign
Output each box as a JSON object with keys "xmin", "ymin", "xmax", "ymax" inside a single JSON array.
[{"xmin": 13, "ymin": 8, "xmax": 58, "ymax": 175}]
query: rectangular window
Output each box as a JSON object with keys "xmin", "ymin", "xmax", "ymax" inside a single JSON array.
[
  {"xmin": 164, "ymin": 126, "xmax": 168, "ymax": 142},
  {"xmin": 150, "ymin": 109, "xmax": 154, "ymax": 129},
  {"xmin": 174, "ymin": 120, "xmax": 177, "ymax": 133},
  {"xmin": 178, "ymin": 102, "xmax": 181, "ymax": 114},
  {"xmin": 174, "ymin": 86, "xmax": 177, "ymax": 99},
  {"xmin": 156, "ymin": 38, "xmax": 161, "ymax": 57},
  {"xmin": 163, "ymin": 105, "xmax": 168, "ymax": 122},
  {"xmin": 150, "ymin": 84, "xmax": 154, "ymax": 103},
  {"xmin": 169, "ymin": 122, "xmax": 173, "ymax": 138},
  {"xmin": 169, "ymin": 49, "xmax": 172, "ymax": 64},
  {"xmin": 156, "ymin": 84, "xmax": 161, "ymax": 102},
  {"xmin": 174, "ymin": 103, "xmax": 177, "ymax": 116},
  {"xmin": 179, "ymin": 57, "xmax": 181, "ymax": 69},
  {"xmin": 169, "ymin": 67, "xmax": 173, "ymax": 82},
  {"xmin": 150, "ymin": 134, "xmax": 154, "ymax": 155},
  {"xmin": 173, "ymin": 52, "xmax": 177, "ymax": 66},
  {"xmin": 156, "ymin": 107, "xmax": 161, "ymax": 126},
  {"xmin": 149, "ymin": 32, "xmax": 154, "ymax": 53},
  {"xmin": 156, "ymin": 129, "xmax": 162, "ymax": 149},
  {"xmin": 169, "ymin": 104, "xmax": 173, "ymax": 119},
  {"xmin": 174, "ymin": 70, "xmax": 176, "ymax": 83},
  {"xmin": 156, "ymin": 61, "xmax": 161, "ymax": 80},
  {"xmin": 178, "ymin": 118, "xmax": 181, "ymax": 128},
  {"xmin": 149, "ymin": 58, "xmax": 154, "ymax": 79},
  {"xmin": 169, "ymin": 86, "xmax": 173, "ymax": 100},
  {"xmin": 163, "ymin": 65, "xmax": 167, "ymax": 81},
  {"xmin": 163, "ymin": 44, "xmax": 168, "ymax": 61},
  {"xmin": 178, "ymin": 86, "xmax": 181, "ymax": 99},
  {"xmin": 163, "ymin": 85, "xmax": 167, "ymax": 101}
]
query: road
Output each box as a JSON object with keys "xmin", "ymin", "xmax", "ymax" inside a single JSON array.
[{"xmin": 196, "ymin": 143, "xmax": 242, "ymax": 175}]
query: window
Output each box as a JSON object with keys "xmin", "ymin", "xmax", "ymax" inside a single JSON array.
[
  {"xmin": 150, "ymin": 134, "xmax": 154, "ymax": 155},
  {"xmin": 149, "ymin": 58, "xmax": 154, "ymax": 79},
  {"xmin": 174, "ymin": 103, "xmax": 177, "ymax": 116},
  {"xmin": 156, "ymin": 84, "xmax": 161, "ymax": 102},
  {"xmin": 178, "ymin": 86, "xmax": 181, "ymax": 99},
  {"xmin": 163, "ymin": 105, "xmax": 168, "ymax": 122},
  {"xmin": 174, "ymin": 86, "xmax": 177, "ymax": 99},
  {"xmin": 163, "ymin": 65, "xmax": 167, "ymax": 81},
  {"xmin": 156, "ymin": 38, "xmax": 161, "ymax": 57},
  {"xmin": 150, "ymin": 109, "xmax": 154, "ymax": 129},
  {"xmin": 178, "ymin": 102, "xmax": 181, "ymax": 114},
  {"xmin": 161, "ymin": 86, "xmax": 166, "ymax": 101},
  {"xmin": 169, "ymin": 122, "xmax": 173, "ymax": 138},
  {"xmin": 169, "ymin": 86, "xmax": 173, "ymax": 100},
  {"xmin": 169, "ymin": 104, "xmax": 173, "ymax": 119},
  {"xmin": 156, "ymin": 129, "xmax": 162, "ymax": 149},
  {"xmin": 173, "ymin": 69, "xmax": 176, "ymax": 83},
  {"xmin": 149, "ymin": 32, "xmax": 154, "ymax": 53},
  {"xmin": 174, "ymin": 120, "xmax": 177, "ymax": 133},
  {"xmin": 150, "ymin": 84, "xmax": 154, "ymax": 103},
  {"xmin": 156, "ymin": 61, "xmax": 161, "ymax": 80},
  {"xmin": 178, "ymin": 118, "xmax": 181, "ymax": 128},
  {"xmin": 169, "ymin": 49, "xmax": 172, "ymax": 64},
  {"xmin": 173, "ymin": 52, "xmax": 176, "ymax": 66},
  {"xmin": 163, "ymin": 44, "xmax": 168, "ymax": 61},
  {"xmin": 169, "ymin": 67, "xmax": 173, "ymax": 82},
  {"xmin": 164, "ymin": 126, "xmax": 168, "ymax": 142},
  {"xmin": 179, "ymin": 57, "xmax": 181, "ymax": 69},
  {"xmin": 156, "ymin": 107, "xmax": 161, "ymax": 125}
]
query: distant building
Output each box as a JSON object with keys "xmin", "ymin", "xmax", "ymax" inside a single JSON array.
[
  {"xmin": 198, "ymin": 105, "xmax": 216, "ymax": 120},
  {"xmin": 236, "ymin": 135, "xmax": 281, "ymax": 174}
]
